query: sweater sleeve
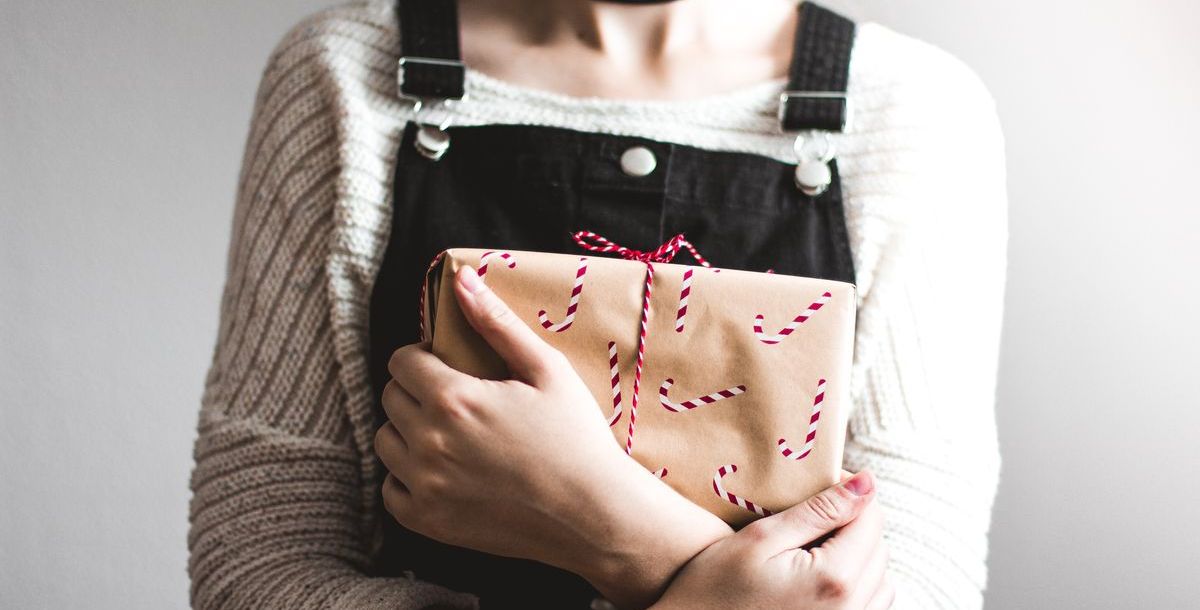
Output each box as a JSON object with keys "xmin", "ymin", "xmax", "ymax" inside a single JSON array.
[
  {"xmin": 186, "ymin": 8, "xmax": 475, "ymax": 609},
  {"xmin": 840, "ymin": 46, "xmax": 1008, "ymax": 610}
]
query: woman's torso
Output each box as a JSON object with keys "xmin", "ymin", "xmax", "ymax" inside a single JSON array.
[{"xmin": 367, "ymin": 2, "xmax": 858, "ymax": 607}]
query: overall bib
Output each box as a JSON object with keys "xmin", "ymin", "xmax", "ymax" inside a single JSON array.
[{"xmin": 368, "ymin": 2, "xmax": 858, "ymax": 607}]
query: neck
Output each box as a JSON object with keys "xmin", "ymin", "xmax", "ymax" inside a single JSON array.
[
  {"xmin": 472, "ymin": 0, "xmax": 722, "ymax": 61},
  {"xmin": 458, "ymin": 0, "xmax": 798, "ymax": 100},
  {"xmin": 562, "ymin": 0, "xmax": 710, "ymax": 59}
]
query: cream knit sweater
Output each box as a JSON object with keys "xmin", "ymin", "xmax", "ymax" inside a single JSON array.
[{"xmin": 188, "ymin": 1, "xmax": 1008, "ymax": 608}]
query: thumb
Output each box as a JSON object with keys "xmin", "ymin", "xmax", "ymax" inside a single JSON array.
[
  {"xmin": 753, "ymin": 470, "xmax": 876, "ymax": 552},
  {"xmin": 453, "ymin": 265, "xmax": 561, "ymax": 383}
]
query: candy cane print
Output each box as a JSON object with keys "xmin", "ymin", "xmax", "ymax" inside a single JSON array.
[
  {"xmin": 753, "ymin": 291, "xmax": 832, "ymax": 345},
  {"xmin": 674, "ymin": 268, "xmax": 694, "ymax": 333},
  {"xmin": 777, "ymin": 378, "xmax": 826, "ymax": 461},
  {"xmin": 537, "ymin": 257, "xmax": 588, "ymax": 333},
  {"xmin": 675, "ymin": 267, "xmax": 720, "ymax": 333},
  {"xmin": 651, "ymin": 467, "xmax": 668, "ymax": 479},
  {"xmin": 659, "ymin": 378, "xmax": 747, "ymax": 413},
  {"xmin": 477, "ymin": 250, "xmax": 516, "ymax": 279},
  {"xmin": 713, "ymin": 464, "xmax": 772, "ymax": 517},
  {"xmin": 605, "ymin": 341, "xmax": 622, "ymax": 427}
]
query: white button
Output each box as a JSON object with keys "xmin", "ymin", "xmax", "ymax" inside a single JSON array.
[
  {"xmin": 619, "ymin": 146, "xmax": 657, "ymax": 177},
  {"xmin": 794, "ymin": 159, "xmax": 832, "ymax": 197}
]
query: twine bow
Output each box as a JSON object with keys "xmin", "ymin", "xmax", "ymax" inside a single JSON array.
[
  {"xmin": 571, "ymin": 231, "xmax": 711, "ymax": 267},
  {"xmin": 570, "ymin": 230, "xmax": 711, "ymax": 455}
]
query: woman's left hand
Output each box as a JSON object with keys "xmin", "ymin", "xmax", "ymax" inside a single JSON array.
[{"xmin": 376, "ymin": 265, "xmax": 731, "ymax": 608}]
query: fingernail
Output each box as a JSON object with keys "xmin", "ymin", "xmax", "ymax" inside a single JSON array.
[
  {"xmin": 458, "ymin": 266, "xmax": 485, "ymax": 294},
  {"xmin": 842, "ymin": 471, "xmax": 874, "ymax": 497}
]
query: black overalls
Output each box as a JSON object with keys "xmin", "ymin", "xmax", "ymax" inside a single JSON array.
[{"xmin": 367, "ymin": 2, "xmax": 858, "ymax": 607}]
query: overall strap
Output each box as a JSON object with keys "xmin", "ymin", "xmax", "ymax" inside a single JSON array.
[
  {"xmin": 397, "ymin": 0, "xmax": 466, "ymax": 100},
  {"xmin": 396, "ymin": 0, "xmax": 855, "ymax": 125},
  {"xmin": 779, "ymin": 2, "xmax": 856, "ymax": 132}
]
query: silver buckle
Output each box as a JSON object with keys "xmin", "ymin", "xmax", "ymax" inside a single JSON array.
[
  {"xmin": 777, "ymin": 91, "xmax": 851, "ymax": 132},
  {"xmin": 397, "ymin": 56, "xmax": 466, "ymax": 100}
]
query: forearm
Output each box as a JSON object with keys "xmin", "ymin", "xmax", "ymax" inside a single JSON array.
[{"xmin": 555, "ymin": 454, "xmax": 732, "ymax": 609}]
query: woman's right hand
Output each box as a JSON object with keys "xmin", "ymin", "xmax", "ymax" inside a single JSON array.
[{"xmin": 652, "ymin": 471, "xmax": 894, "ymax": 610}]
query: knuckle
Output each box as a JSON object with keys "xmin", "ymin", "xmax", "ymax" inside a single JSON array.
[
  {"xmin": 429, "ymin": 383, "xmax": 463, "ymax": 410},
  {"xmin": 419, "ymin": 472, "xmax": 449, "ymax": 499},
  {"xmin": 373, "ymin": 425, "xmax": 388, "ymax": 454},
  {"xmin": 381, "ymin": 480, "xmax": 403, "ymax": 517},
  {"xmin": 737, "ymin": 520, "xmax": 773, "ymax": 545},
  {"xmin": 481, "ymin": 297, "xmax": 514, "ymax": 328},
  {"xmin": 387, "ymin": 345, "xmax": 413, "ymax": 375},
  {"xmin": 381, "ymin": 485, "xmax": 396, "ymax": 515},
  {"xmin": 424, "ymin": 430, "xmax": 451, "ymax": 458},
  {"xmin": 812, "ymin": 566, "xmax": 851, "ymax": 601},
  {"xmin": 381, "ymin": 380, "xmax": 402, "ymax": 408},
  {"xmin": 806, "ymin": 490, "xmax": 847, "ymax": 525},
  {"xmin": 433, "ymin": 383, "xmax": 482, "ymax": 421},
  {"xmin": 437, "ymin": 393, "xmax": 473, "ymax": 421}
]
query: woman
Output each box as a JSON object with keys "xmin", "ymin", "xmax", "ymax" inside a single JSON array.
[{"xmin": 188, "ymin": 0, "xmax": 1006, "ymax": 608}]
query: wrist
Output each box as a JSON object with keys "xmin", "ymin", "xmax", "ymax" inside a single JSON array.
[{"xmin": 563, "ymin": 453, "xmax": 732, "ymax": 609}]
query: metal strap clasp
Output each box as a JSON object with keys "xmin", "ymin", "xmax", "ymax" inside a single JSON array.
[
  {"xmin": 398, "ymin": 57, "xmax": 465, "ymax": 161},
  {"xmin": 777, "ymin": 91, "xmax": 852, "ymax": 133}
]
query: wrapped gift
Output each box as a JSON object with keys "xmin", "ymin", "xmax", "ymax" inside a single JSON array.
[{"xmin": 421, "ymin": 234, "xmax": 856, "ymax": 526}]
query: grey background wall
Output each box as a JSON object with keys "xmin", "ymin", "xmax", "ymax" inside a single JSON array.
[{"xmin": 2, "ymin": 1, "xmax": 1196, "ymax": 608}]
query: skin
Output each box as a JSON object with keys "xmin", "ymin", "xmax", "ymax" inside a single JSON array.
[
  {"xmin": 458, "ymin": 0, "xmax": 800, "ymax": 100},
  {"xmin": 378, "ymin": 268, "xmax": 893, "ymax": 608},
  {"xmin": 379, "ymin": 2, "xmax": 892, "ymax": 606}
]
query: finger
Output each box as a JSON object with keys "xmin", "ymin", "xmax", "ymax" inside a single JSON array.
[
  {"xmin": 381, "ymin": 379, "xmax": 420, "ymax": 434},
  {"xmin": 815, "ymin": 494, "xmax": 885, "ymax": 575},
  {"xmin": 800, "ymin": 469, "xmax": 859, "ymax": 548},
  {"xmin": 863, "ymin": 576, "xmax": 896, "ymax": 610},
  {"xmin": 374, "ymin": 423, "xmax": 412, "ymax": 485},
  {"xmin": 753, "ymin": 470, "xmax": 876, "ymax": 554},
  {"xmin": 388, "ymin": 342, "xmax": 478, "ymax": 406},
  {"xmin": 453, "ymin": 265, "xmax": 561, "ymax": 384},
  {"xmin": 381, "ymin": 473, "xmax": 413, "ymax": 523}
]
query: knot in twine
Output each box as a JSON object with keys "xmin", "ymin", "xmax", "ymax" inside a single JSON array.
[{"xmin": 571, "ymin": 231, "xmax": 711, "ymax": 267}]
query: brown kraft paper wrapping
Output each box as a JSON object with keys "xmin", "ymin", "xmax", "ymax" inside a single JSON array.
[{"xmin": 425, "ymin": 247, "xmax": 856, "ymax": 527}]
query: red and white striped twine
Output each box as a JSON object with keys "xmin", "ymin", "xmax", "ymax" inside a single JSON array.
[
  {"xmin": 417, "ymin": 251, "xmax": 447, "ymax": 339},
  {"xmin": 569, "ymin": 231, "xmax": 713, "ymax": 456},
  {"xmin": 537, "ymin": 257, "xmax": 587, "ymax": 333},
  {"xmin": 478, "ymin": 250, "xmax": 517, "ymax": 278},
  {"xmin": 753, "ymin": 291, "xmax": 832, "ymax": 345},
  {"xmin": 572, "ymin": 231, "xmax": 710, "ymax": 268},
  {"xmin": 652, "ymin": 467, "xmax": 668, "ymax": 479},
  {"xmin": 658, "ymin": 378, "xmax": 747, "ymax": 412},
  {"xmin": 419, "ymin": 250, "xmax": 519, "ymax": 339},
  {"xmin": 778, "ymin": 378, "xmax": 826, "ymax": 461},
  {"xmin": 713, "ymin": 464, "xmax": 772, "ymax": 517},
  {"xmin": 624, "ymin": 261, "xmax": 655, "ymax": 455}
]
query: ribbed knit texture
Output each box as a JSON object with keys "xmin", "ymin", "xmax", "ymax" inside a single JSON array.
[{"xmin": 187, "ymin": 1, "xmax": 1008, "ymax": 608}]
